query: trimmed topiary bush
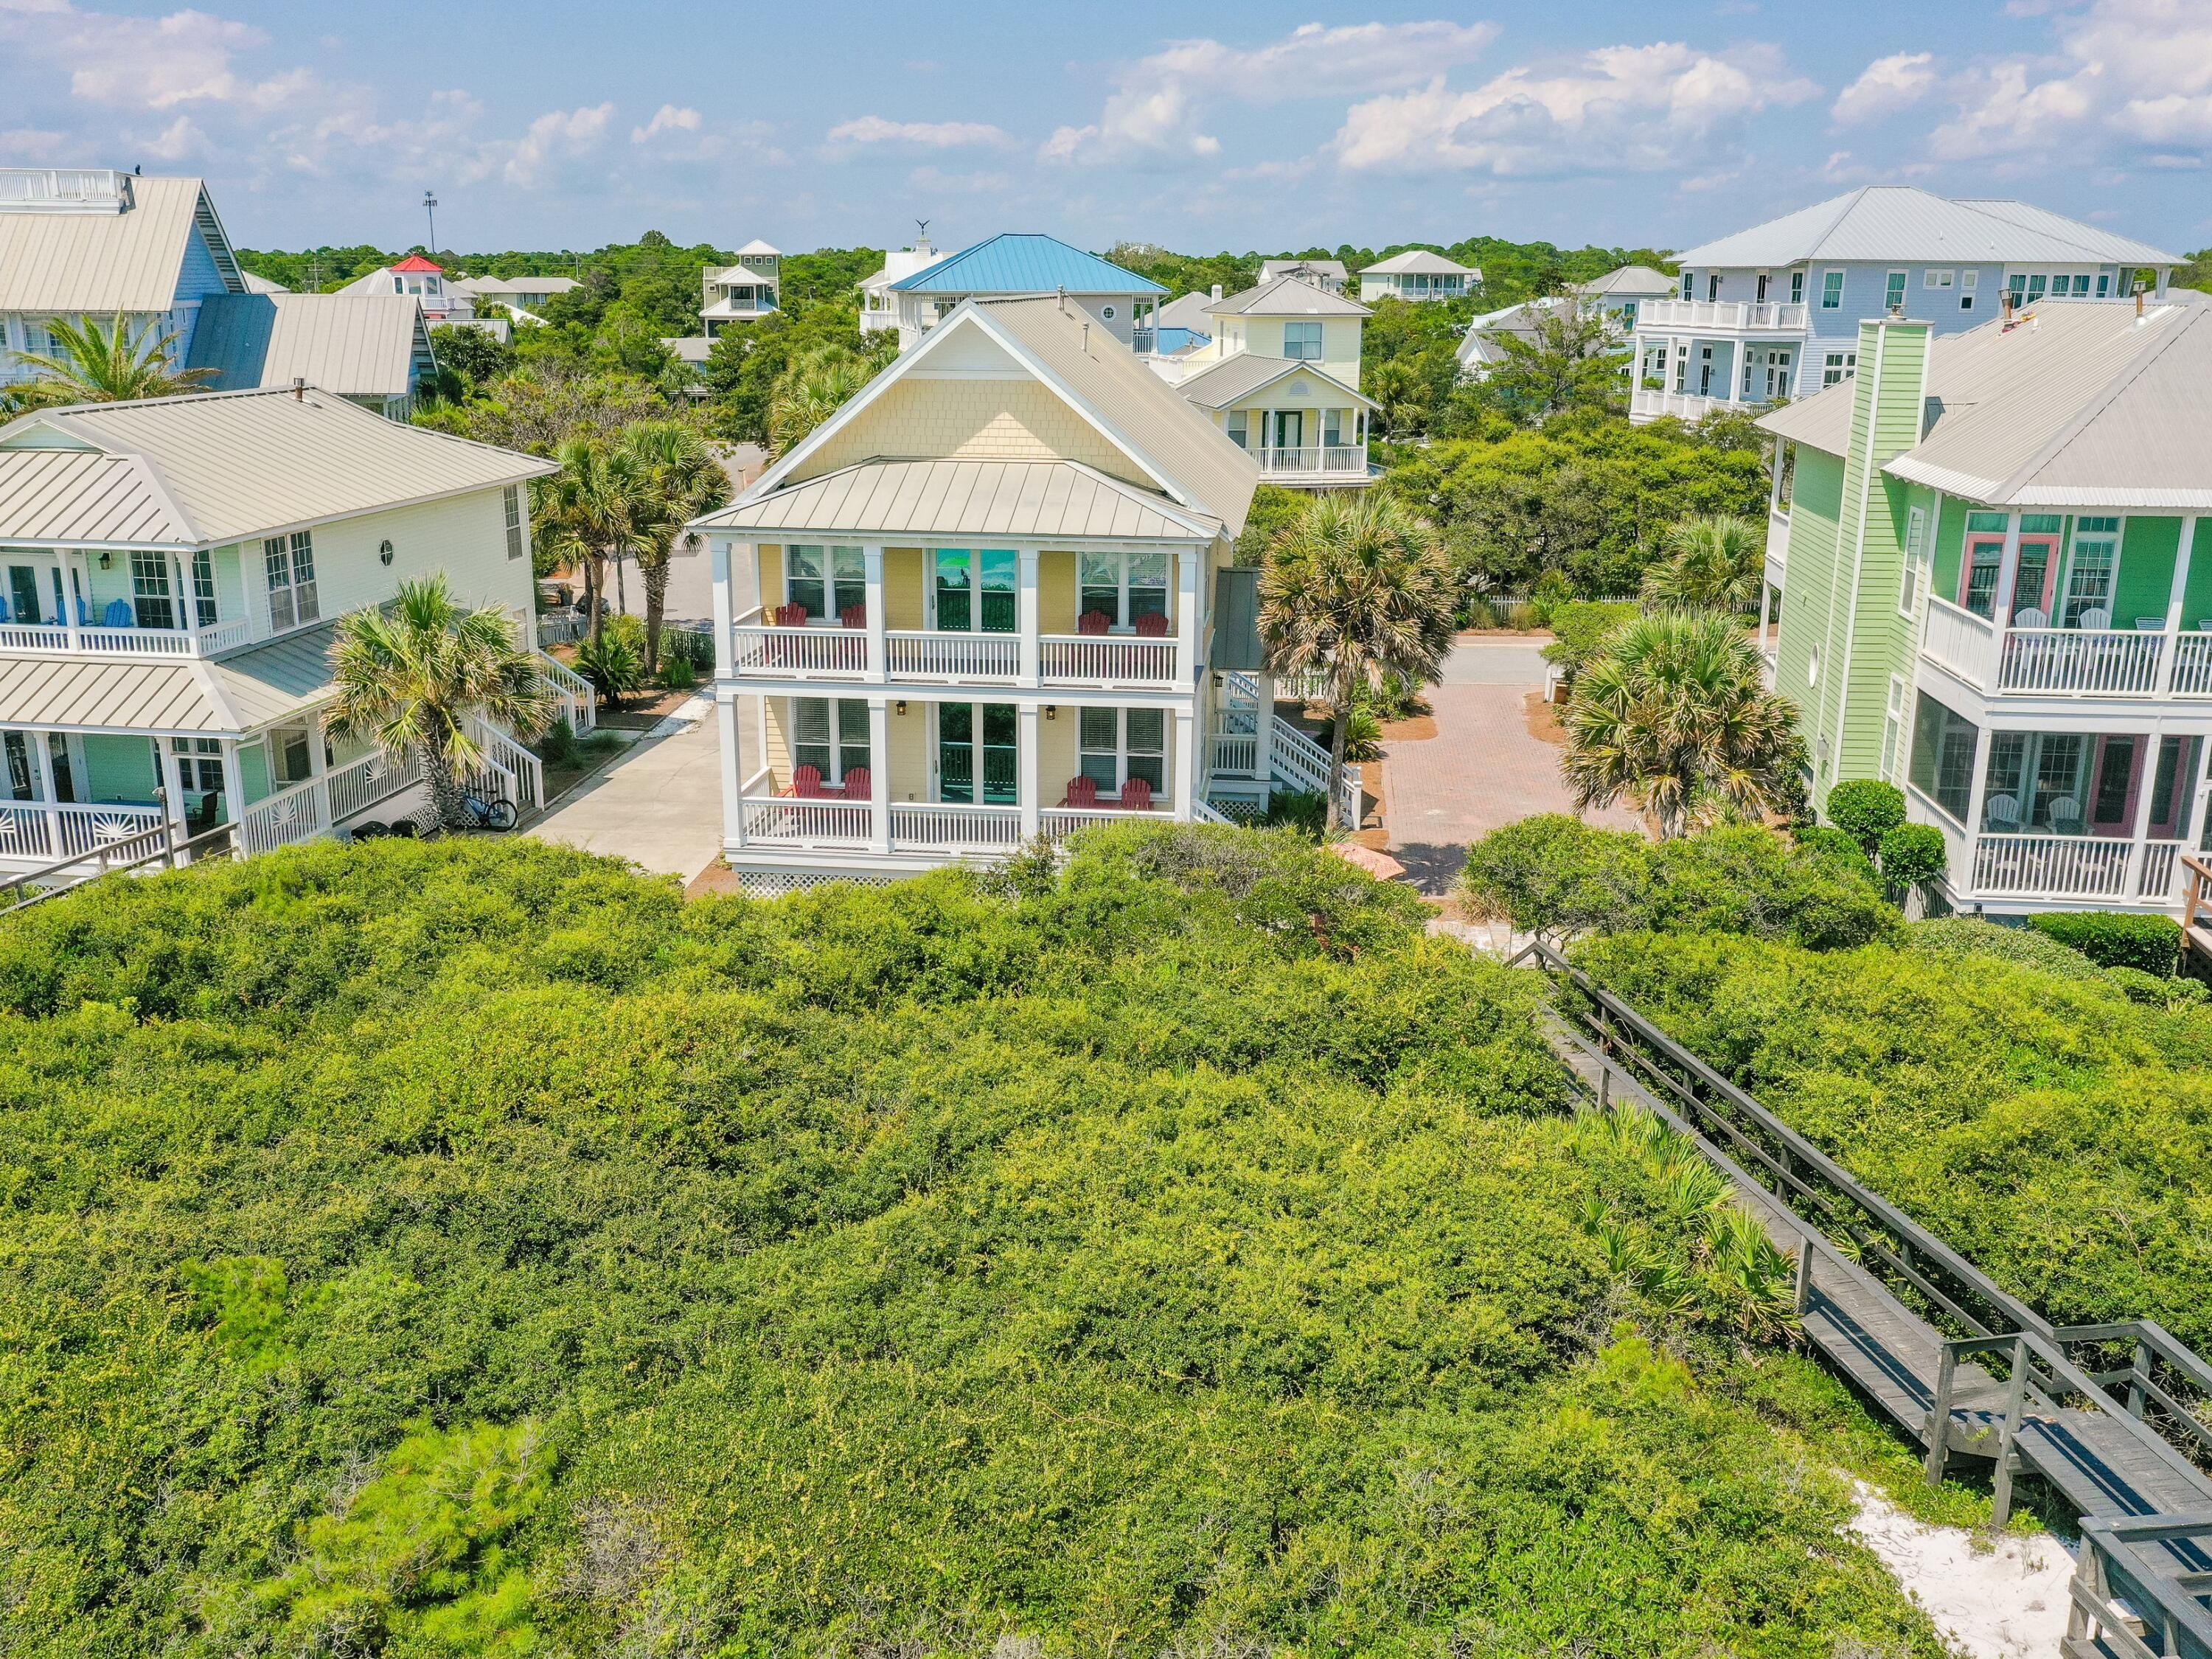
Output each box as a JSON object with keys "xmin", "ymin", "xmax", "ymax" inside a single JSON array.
[
  {"xmin": 1876, "ymin": 822, "xmax": 1949, "ymax": 890},
  {"xmin": 1825, "ymin": 779, "xmax": 1907, "ymax": 858},
  {"xmin": 2026, "ymin": 910, "xmax": 2183, "ymax": 976},
  {"xmin": 1794, "ymin": 824, "xmax": 1874, "ymax": 877}
]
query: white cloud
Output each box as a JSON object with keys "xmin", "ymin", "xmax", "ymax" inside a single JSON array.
[
  {"xmin": 1043, "ymin": 19, "xmax": 1497, "ymax": 166},
  {"xmin": 826, "ymin": 115, "xmax": 1015, "ymax": 150},
  {"xmin": 141, "ymin": 114, "xmax": 206, "ymax": 159},
  {"xmin": 477, "ymin": 102, "xmax": 613, "ymax": 187},
  {"xmin": 0, "ymin": 126, "xmax": 70, "ymax": 160},
  {"xmin": 631, "ymin": 104, "xmax": 700, "ymax": 144},
  {"xmin": 1329, "ymin": 41, "xmax": 1816, "ymax": 176},
  {"xmin": 907, "ymin": 164, "xmax": 1012, "ymax": 193},
  {"xmin": 1832, "ymin": 51, "xmax": 1936, "ymax": 125}
]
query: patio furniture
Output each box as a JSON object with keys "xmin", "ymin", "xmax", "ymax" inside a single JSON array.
[
  {"xmin": 1985, "ymin": 793, "xmax": 2021, "ymax": 831},
  {"xmin": 2137, "ymin": 616, "xmax": 2166, "ymax": 631},
  {"xmin": 2048, "ymin": 796, "xmax": 2084, "ymax": 835},
  {"xmin": 790, "ymin": 765, "xmax": 826, "ymax": 798},
  {"xmin": 2077, "ymin": 606, "xmax": 2111, "ymax": 632},
  {"xmin": 1133, "ymin": 611, "xmax": 1169, "ymax": 638},
  {"xmin": 838, "ymin": 603, "xmax": 867, "ymax": 629},
  {"xmin": 1077, "ymin": 610, "xmax": 1111, "ymax": 635},
  {"xmin": 102, "ymin": 599, "xmax": 133, "ymax": 627},
  {"xmin": 771, "ymin": 602, "xmax": 809, "ymax": 627},
  {"xmin": 838, "ymin": 765, "xmax": 870, "ymax": 802},
  {"xmin": 1061, "ymin": 775, "xmax": 1098, "ymax": 808},
  {"xmin": 2013, "ymin": 606, "xmax": 2048, "ymax": 629},
  {"xmin": 1119, "ymin": 776, "xmax": 1152, "ymax": 810}
]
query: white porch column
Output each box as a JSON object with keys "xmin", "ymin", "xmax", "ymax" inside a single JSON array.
[
  {"xmin": 1018, "ymin": 703, "xmax": 1040, "ymax": 841},
  {"xmin": 28, "ymin": 730, "xmax": 60, "ymax": 860},
  {"xmin": 709, "ymin": 538, "xmax": 734, "ymax": 679},
  {"xmin": 1961, "ymin": 723, "xmax": 1994, "ymax": 908},
  {"xmin": 1991, "ymin": 510, "xmax": 2025, "ymax": 624},
  {"xmin": 1175, "ymin": 548, "xmax": 1201, "ymax": 687},
  {"xmin": 863, "ymin": 545, "xmax": 888, "ymax": 681},
  {"xmin": 217, "ymin": 739, "xmax": 243, "ymax": 828},
  {"xmin": 2126, "ymin": 731, "xmax": 2163, "ymax": 899},
  {"xmin": 718, "ymin": 694, "xmax": 745, "ymax": 849},
  {"xmin": 2159, "ymin": 516, "xmax": 2197, "ymax": 695},
  {"xmin": 1017, "ymin": 548, "xmax": 1040, "ymax": 688},
  {"xmin": 868, "ymin": 695, "xmax": 891, "ymax": 853},
  {"xmin": 1173, "ymin": 707, "xmax": 1197, "ymax": 820},
  {"xmin": 60, "ymin": 552, "xmax": 82, "ymax": 649}
]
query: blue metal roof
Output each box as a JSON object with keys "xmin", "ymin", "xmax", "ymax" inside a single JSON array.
[{"xmin": 888, "ymin": 233, "xmax": 1166, "ymax": 296}]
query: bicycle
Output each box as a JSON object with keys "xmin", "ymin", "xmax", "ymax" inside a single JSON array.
[{"xmin": 460, "ymin": 790, "xmax": 518, "ymax": 831}]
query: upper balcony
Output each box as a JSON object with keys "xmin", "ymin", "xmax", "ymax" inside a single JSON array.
[
  {"xmin": 1630, "ymin": 388, "xmax": 1739, "ymax": 422},
  {"xmin": 1252, "ymin": 444, "xmax": 1374, "ymax": 487},
  {"xmin": 730, "ymin": 606, "xmax": 1183, "ymax": 691},
  {"xmin": 1921, "ymin": 596, "xmax": 2212, "ymax": 701},
  {"xmin": 1637, "ymin": 299, "xmax": 1808, "ymax": 335},
  {"xmin": 0, "ymin": 614, "xmax": 253, "ymax": 658}
]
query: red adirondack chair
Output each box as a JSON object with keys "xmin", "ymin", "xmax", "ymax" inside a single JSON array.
[
  {"xmin": 772, "ymin": 602, "xmax": 810, "ymax": 627},
  {"xmin": 1133, "ymin": 611, "xmax": 1170, "ymax": 638},
  {"xmin": 838, "ymin": 765, "xmax": 871, "ymax": 802},
  {"xmin": 790, "ymin": 765, "xmax": 826, "ymax": 798},
  {"xmin": 839, "ymin": 603, "xmax": 868, "ymax": 629},
  {"xmin": 1061, "ymin": 775, "xmax": 1099, "ymax": 808},
  {"xmin": 1119, "ymin": 776, "xmax": 1153, "ymax": 811},
  {"xmin": 1077, "ymin": 610, "xmax": 1112, "ymax": 635}
]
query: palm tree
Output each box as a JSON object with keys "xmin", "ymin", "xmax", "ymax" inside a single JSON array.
[
  {"xmin": 767, "ymin": 345, "xmax": 870, "ymax": 456},
  {"xmin": 6, "ymin": 313, "xmax": 216, "ymax": 408},
  {"xmin": 1640, "ymin": 515, "xmax": 1764, "ymax": 614},
  {"xmin": 1259, "ymin": 493, "xmax": 1457, "ymax": 830},
  {"xmin": 617, "ymin": 420, "xmax": 730, "ymax": 672},
  {"xmin": 1560, "ymin": 609, "xmax": 1802, "ymax": 839},
  {"xmin": 324, "ymin": 577, "xmax": 555, "ymax": 831},
  {"xmin": 535, "ymin": 437, "xmax": 654, "ymax": 645}
]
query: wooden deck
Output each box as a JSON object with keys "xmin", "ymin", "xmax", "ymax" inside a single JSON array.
[{"xmin": 1528, "ymin": 953, "xmax": 2212, "ymax": 1659}]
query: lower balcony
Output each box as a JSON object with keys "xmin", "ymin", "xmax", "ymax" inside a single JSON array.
[
  {"xmin": 1629, "ymin": 387, "xmax": 1734, "ymax": 422},
  {"xmin": 1251, "ymin": 445, "xmax": 1374, "ymax": 485},
  {"xmin": 737, "ymin": 790, "xmax": 1174, "ymax": 855}
]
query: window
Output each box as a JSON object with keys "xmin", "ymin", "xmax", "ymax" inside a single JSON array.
[
  {"xmin": 1908, "ymin": 693, "xmax": 1979, "ymax": 824},
  {"xmin": 22, "ymin": 316, "xmax": 61, "ymax": 359},
  {"xmin": 938, "ymin": 703, "xmax": 1015, "ymax": 803},
  {"xmin": 2070, "ymin": 274, "xmax": 2092, "ymax": 296},
  {"xmin": 2097, "ymin": 272, "xmax": 2112, "ymax": 299},
  {"xmin": 1807, "ymin": 647, "xmax": 1820, "ymax": 689},
  {"xmin": 1078, "ymin": 706, "xmax": 1166, "ymax": 799},
  {"xmin": 1923, "ymin": 269, "xmax": 1955, "ymax": 289},
  {"xmin": 1820, "ymin": 270, "xmax": 1844, "ymax": 310},
  {"xmin": 1790, "ymin": 269, "xmax": 1805, "ymax": 305},
  {"xmin": 1101, "ymin": 305, "xmax": 1116, "ymax": 320},
  {"xmin": 1707, "ymin": 274, "xmax": 1721, "ymax": 302},
  {"xmin": 1756, "ymin": 271, "xmax": 1770, "ymax": 301},
  {"xmin": 1882, "ymin": 675, "xmax": 1909, "ymax": 784},
  {"xmin": 1078, "ymin": 551, "xmax": 1169, "ymax": 629},
  {"xmin": 788, "ymin": 545, "xmax": 865, "ymax": 621},
  {"xmin": 169, "ymin": 736, "xmax": 225, "ymax": 798},
  {"xmin": 1885, "ymin": 271, "xmax": 1908, "ymax": 311},
  {"xmin": 2062, "ymin": 517, "xmax": 2121, "ymax": 627},
  {"xmin": 1282, "ymin": 320, "xmax": 1323, "ymax": 361},
  {"xmin": 504, "ymin": 485, "xmax": 526, "ymax": 561},
  {"xmin": 1324, "ymin": 408, "xmax": 1345, "ymax": 447},
  {"xmin": 1225, "ymin": 411, "xmax": 1248, "ymax": 448},
  {"xmin": 1681, "ymin": 271, "xmax": 1694, "ymax": 301},
  {"xmin": 131, "ymin": 550, "xmax": 175, "ymax": 630},
  {"xmin": 1821, "ymin": 349, "xmax": 1857, "ymax": 388},
  {"xmin": 263, "ymin": 531, "xmax": 318, "ymax": 630},
  {"xmin": 1900, "ymin": 506, "xmax": 1927, "ymax": 617},
  {"xmin": 392, "ymin": 276, "xmax": 405, "ymax": 294},
  {"xmin": 2092, "ymin": 736, "xmax": 2136, "ymax": 827},
  {"xmin": 190, "ymin": 548, "xmax": 217, "ymax": 628},
  {"xmin": 1619, "ymin": 300, "xmax": 1637, "ymax": 328},
  {"xmin": 2027, "ymin": 274, "xmax": 2048, "ymax": 302},
  {"xmin": 932, "ymin": 548, "xmax": 1015, "ymax": 632},
  {"xmin": 793, "ymin": 698, "xmax": 869, "ymax": 784}
]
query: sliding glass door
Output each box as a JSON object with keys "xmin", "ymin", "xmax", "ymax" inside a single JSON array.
[{"xmin": 937, "ymin": 703, "xmax": 1017, "ymax": 804}]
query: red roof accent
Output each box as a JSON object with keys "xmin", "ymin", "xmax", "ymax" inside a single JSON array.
[{"xmin": 391, "ymin": 254, "xmax": 445, "ymax": 273}]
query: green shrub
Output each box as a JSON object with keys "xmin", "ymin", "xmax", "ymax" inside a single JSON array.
[
  {"xmin": 1876, "ymin": 823, "xmax": 1947, "ymax": 890},
  {"xmin": 1461, "ymin": 597, "xmax": 1499, "ymax": 629},
  {"xmin": 1794, "ymin": 824, "xmax": 1874, "ymax": 876},
  {"xmin": 574, "ymin": 629, "xmax": 644, "ymax": 704},
  {"xmin": 1825, "ymin": 779, "xmax": 1907, "ymax": 858},
  {"xmin": 1542, "ymin": 600, "xmax": 1641, "ymax": 677},
  {"xmin": 2027, "ymin": 910, "xmax": 2183, "ymax": 976},
  {"xmin": 1506, "ymin": 601, "xmax": 1544, "ymax": 630},
  {"xmin": 655, "ymin": 653, "xmax": 698, "ymax": 692},
  {"xmin": 537, "ymin": 714, "xmax": 580, "ymax": 766},
  {"xmin": 1262, "ymin": 787, "xmax": 1329, "ymax": 837},
  {"xmin": 1903, "ymin": 916, "xmax": 2115, "ymax": 984}
]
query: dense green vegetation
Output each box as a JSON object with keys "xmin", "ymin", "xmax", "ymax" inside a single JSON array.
[{"xmin": 0, "ymin": 830, "xmax": 1939, "ymax": 1658}]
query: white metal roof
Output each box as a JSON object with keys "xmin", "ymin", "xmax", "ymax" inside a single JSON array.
[
  {"xmin": 1761, "ymin": 302, "xmax": 2212, "ymax": 509},
  {"xmin": 0, "ymin": 449, "xmax": 192, "ymax": 546},
  {"xmin": 731, "ymin": 239, "xmax": 782, "ymax": 258},
  {"xmin": 1363, "ymin": 250, "xmax": 1478, "ymax": 276},
  {"xmin": 0, "ymin": 620, "xmax": 337, "ymax": 737},
  {"xmin": 1172, "ymin": 353, "xmax": 1372, "ymax": 412},
  {"xmin": 0, "ymin": 386, "xmax": 553, "ymax": 546},
  {"xmin": 0, "ymin": 175, "xmax": 242, "ymax": 312},
  {"xmin": 1583, "ymin": 264, "xmax": 1676, "ymax": 298},
  {"xmin": 1259, "ymin": 258, "xmax": 1349, "ymax": 282},
  {"xmin": 240, "ymin": 270, "xmax": 288, "ymax": 294},
  {"xmin": 697, "ymin": 457, "xmax": 1220, "ymax": 542},
  {"xmin": 186, "ymin": 294, "xmax": 431, "ymax": 398},
  {"xmin": 456, "ymin": 274, "xmax": 580, "ymax": 297},
  {"xmin": 1205, "ymin": 275, "xmax": 1370, "ymax": 319},
  {"xmin": 1677, "ymin": 186, "xmax": 2179, "ymax": 271}
]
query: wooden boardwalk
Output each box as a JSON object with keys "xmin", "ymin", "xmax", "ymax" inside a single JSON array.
[{"xmin": 1526, "ymin": 947, "xmax": 2212, "ymax": 1659}]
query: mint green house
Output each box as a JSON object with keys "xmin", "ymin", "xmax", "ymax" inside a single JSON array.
[{"xmin": 1761, "ymin": 299, "xmax": 2212, "ymax": 917}]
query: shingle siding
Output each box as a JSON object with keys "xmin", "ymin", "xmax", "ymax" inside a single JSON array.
[{"xmin": 793, "ymin": 378, "xmax": 1144, "ymax": 488}]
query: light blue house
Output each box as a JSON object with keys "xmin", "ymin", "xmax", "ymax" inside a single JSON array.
[
  {"xmin": 1628, "ymin": 187, "xmax": 2178, "ymax": 423},
  {"xmin": 883, "ymin": 234, "xmax": 1165, "ymax": 352}
]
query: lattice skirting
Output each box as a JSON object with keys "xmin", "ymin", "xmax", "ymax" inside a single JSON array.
[
  {"xmin": 1206, "ymin": 795, "xmax": 1270, "ymax": 825},
  {"xmin": 734, "ymin": 869, "xmax": 905, "ymax": 898}
]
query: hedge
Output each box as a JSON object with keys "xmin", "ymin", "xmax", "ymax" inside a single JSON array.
[{"xmin": 2027, "ymin": 909, "xmax": 2183, "ymax": 976}]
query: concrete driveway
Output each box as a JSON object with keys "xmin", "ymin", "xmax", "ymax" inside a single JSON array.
[
  {"xmin": 530, "ymin": 700, "xmax": 724, "ymax": 880},
  {"xmin": 1382, "ymin": 640, "xmax": 1641, "ymax": 895}
]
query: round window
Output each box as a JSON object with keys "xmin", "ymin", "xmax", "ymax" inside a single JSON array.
[{"xmin": 1102, "ymin": 305, "xmax": 1116, "ymax": 319}]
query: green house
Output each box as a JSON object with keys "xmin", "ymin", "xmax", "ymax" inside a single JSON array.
[{"xmin": 1760, "ymin": 298, "xmax": 2212, "ymax": 917}]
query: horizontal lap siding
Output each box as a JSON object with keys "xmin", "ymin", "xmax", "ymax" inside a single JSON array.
[
  {"xmin": 1837, "ymin": 326, "xmax": 1929, "ymax": 790},
  {"xmin": 1775, "ymin": 446, "xmax": 1845, "ymax": 754}
]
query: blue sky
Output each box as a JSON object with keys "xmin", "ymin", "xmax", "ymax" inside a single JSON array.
[{"xmin": 2, "ymin": 0, "xmax": 2208, "ymax": 257}]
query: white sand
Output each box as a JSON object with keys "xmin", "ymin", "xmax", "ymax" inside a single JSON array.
[{"xmin": 1847, "ymin": 1483, "xmax": 2074, "ymax": 1658}]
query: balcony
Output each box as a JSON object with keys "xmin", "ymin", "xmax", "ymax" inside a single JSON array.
[
  {"xmin": 1638, "ymin": 299, "xmax": 1808, "ymax": 333},
  {"xmin": 1907, "ymin": 784, "xmax": 2186, "ymax": 910},
  {"xmin": 1630, "ymin": 387, "xmax": 1734, "ymax": 422},
  {"xmin": 0, "ymin": 615, "xmax": 253, "ymax": 658},
  {"xmin": 727, "ymin": 608, "xmax": 1183, "ymax": 689},
  {"xmin": 1920, "ymin": 597, "xmax": 2212, "ymax": 700},
  {"xmin": 1766, "ymin": 507, "xmax": 1790, "ymax": 582},
  {"xmin": 1251, "ymin": 445, "xmax": 1374, "ymax": 485},
  {"xmin": 736, "ymin": 771, "xmax": 1175, "ymax": 855}
]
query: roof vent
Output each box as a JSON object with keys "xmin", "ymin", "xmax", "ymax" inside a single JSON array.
[
  {"xmin": 1211, "ymin": 283, "xmax": 1223, "ymax": 302},
  {"xmin": 292, "ymin": 376, "xmax": 305, "ymax": 401},
  {"xmin": 1057, "ymin": 285, "xmax": 1066, "ymax": 314},
  {"xmin": 1081, "ymin": 321, "xmax": 1089, "ymax": 352}
]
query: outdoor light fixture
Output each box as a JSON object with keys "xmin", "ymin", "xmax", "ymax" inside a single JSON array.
[
  {"xmin": 894, "ymin": 700, "xmax": 908, "ymax": 716},
  {"xmin": 1045, "ymin": 706, "xmax": 1057, "ymax": 720},
  {"xmin": 379, "ymin": 540, "xmax": 395, "ymax": 566},
  {"xmin": 98, "ymin": 551, "xmax": 112, "ymax": 570}
]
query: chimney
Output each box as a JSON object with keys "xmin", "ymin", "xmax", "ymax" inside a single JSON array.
[
  {"xmin": 1211, "ymin": 283, "xmax": 1223, "ymax": 302},
  {"xmin": 291, "ymin": 376, "xmax": 305, "ymax": 401}
]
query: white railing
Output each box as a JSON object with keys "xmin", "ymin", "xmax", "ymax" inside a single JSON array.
[
  {"xmin": 742, "ymin": 798, "xmax": 874, "ymax": 844},
  {"xmin": 1629, "ymin": 387, "xmax": 1731, "ymax": 422},
  {"xmin": 538, "ymin": 613, "xmax": 586, "ymax": 647},
  {"xmin": 1966, "ymin": 833, "xmax": 2186, "ymax": 901},
  {"xmin": 1191, "ymin": 799, "xmax": 1235, "ymax": 826},
  {"xmin": 731, "ymin": 622, "xmax": 870, "ymax": 678},
  {"xmin": 0, "ymin": 801, "xmax": 166, "ymax": 863},
  {"xmin": 889, "ymin": 802, "xmax": 1023, "ymax": 849},
  {"xmin": 0, "ymin": 167, "xmax": 131, "ymax": 208},
  {"xmin": 1267, "ymin": 719, "xmax": 1335, "ymax": 794},
  {"xmin": 239, "ymin": 776, "xmax": 331, "ymax": 855},
  {"xmin": 0, "ymin": 616, "xmax": 253, "ymax": 658},
  {"xmin": 1638, "ymin": 299, "xmax": 1808, "ymax": 332},
  {"xmin": 1767, "ymin": 507, "xmax": 1790, "ymax": 579},
  {"xmin": 1211, "ymin": 732, "xmax": 1261, "ymax": 776},
  {"xmin": 2175, "ymin": 633, "xmax": 2212, "ymax": 697},
  {"xmin": 1039, "ymin": 636, "xmax": 1178, "ymax": 685},
  {"xmin": 1920, "ymin": 597, "xmax": 1998, "ymax": 687},
  {"xmin": 535, "ymin": 650, "xmax": 597, "ymax": 733},
  {"xmin": 1999, "ymin": 627, "xmax": 2166, "ymax": 695},
  {"xmin": 1252, "ymin": 445, "xmax": 1371, "ymax": 477},
  {"xmin": 327, "ymin": 749, "xmax": 425, "ymax": 823},
  {"xmin": 884, "ymin": 632, "xmax": 1019, "ymax": 680},
  {"xmin": 1040, "ymin": 806, "xmax": 1169, "ymax": 841},
  {"xmin": 467, "ymin": 719, "xmax": 544, "ymax": 810}
]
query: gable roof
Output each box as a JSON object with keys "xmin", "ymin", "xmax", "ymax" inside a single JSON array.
[
  {"xmin": 0, "ymin": 386, "xmax": 552, "ymax": 546},
  {"xmin": 702, "ymin": 295, "xmax": 1256, "ymax": 538},
  {"xmin": 456, "ymin": 274, "xmax": 580, "ymax": 298},
  {"xmin": 698, "ymin": 458, "xmax": 1220, "ymax": 541},
  {"xmin": 1172, "ymin": 353, "xmax": 1372, "ymax": 412},
  {"xmin": 1677, "ymin": 187, "xmax": 2178, "ymax": 270},
  {"xmin": 731, "ymin": 239, "xmax": 782, "ymax": 258},
  {"xmin": 1760, "ymin": 302, "xmax": 2212, "ymax": 509},
  {"xmin": 1583, "ymin": 264, "xmax": 1675, "ymax": 298},
  {"xmin": 889, "ymin": 233, "xmax": 1166, "ymax": 296},
  {"xmin": 1260, "ymin": 258, "xmax": 1349, "ymax": 282},
  {"xmin": 1363, "ymin": 250, "xmax": 1477, "ymax": 276},
  {"xmin": 1155, "ymin": 291, "xmax": 1217, "ymax": 334},
  {"xmin": 1205, "ymin": 275, "xmax": 1370, "ymax": 319},
  {"xmin": 240, "ymin": 270, "xmax": 288, "ymax": 294},
  {"xmin": 0, "ymin": 175, "xmax": 243, "ymax": 312},
  {"xmin": 186, "ymin": 294, "xmax": 432, "ymax": 398},
  {"xmin": 0, "ymin": 448, "xmax": 193, "ymax": 546}
]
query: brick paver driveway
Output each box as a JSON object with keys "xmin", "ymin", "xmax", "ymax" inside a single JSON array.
[{"xmin": 1383, "ymin": 641, "xmax": 1643, "ymax": 895}]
